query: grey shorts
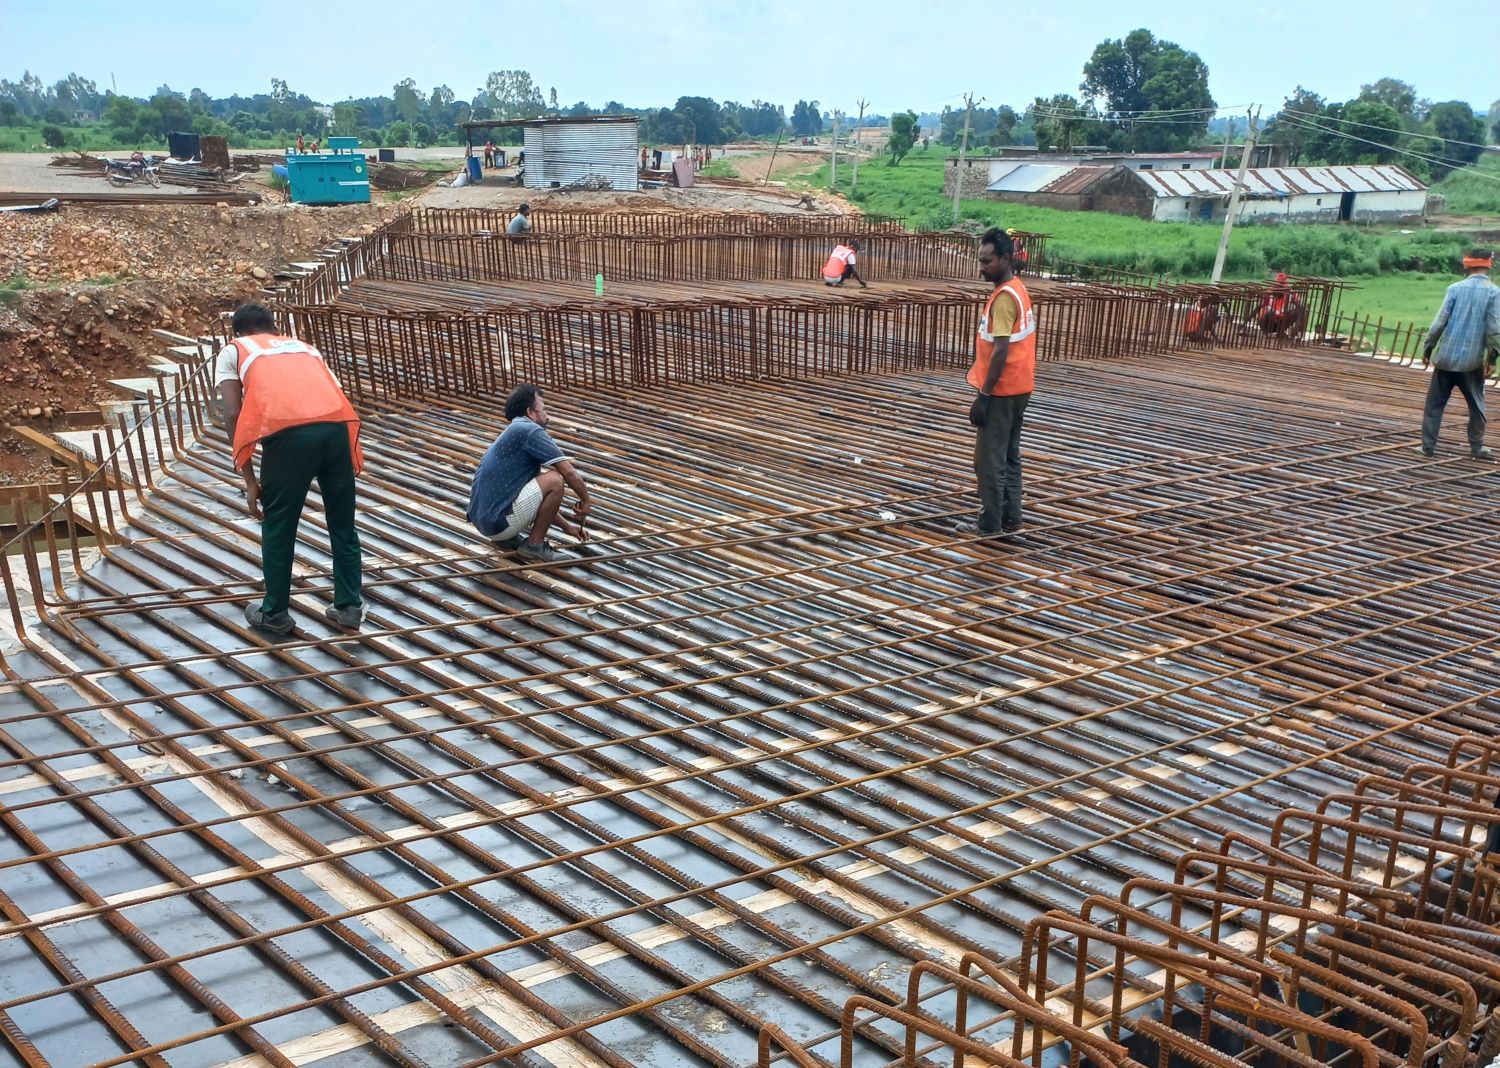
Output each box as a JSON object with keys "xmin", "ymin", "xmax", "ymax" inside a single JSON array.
[{"xmin": 489, "ymin": 478, "xmax": 544, "ymax": 542}]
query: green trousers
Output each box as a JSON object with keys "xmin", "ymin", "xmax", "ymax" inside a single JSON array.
[
  {"xmin": 258, "ymin": 422, "xmax": 361, "ymax": 616},
  {"xmin": 973, "ymin": 392, "xmax": 1031, "ymax": 533}
]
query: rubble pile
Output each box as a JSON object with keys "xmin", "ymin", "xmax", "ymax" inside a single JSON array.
[{"xmin": 0, "ymin": 200, "xmax": 405, "ymax": 482}]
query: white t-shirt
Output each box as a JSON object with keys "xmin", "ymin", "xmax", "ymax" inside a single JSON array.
[{"xmin": 214, "ymin": 339, "xmax": 340, "ymax": 389}]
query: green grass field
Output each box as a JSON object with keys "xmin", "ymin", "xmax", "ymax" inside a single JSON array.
[
  {"xmin": 1432, "ymin": 153, "xmax": 1500, "ymax": 215},
  {"xmin": 0, "ymin": 122, "xmax": 298, "ymax": 153},
  {"xmin": 803, "ymin": 148, "xmax": 1498, "ymax": 328}
]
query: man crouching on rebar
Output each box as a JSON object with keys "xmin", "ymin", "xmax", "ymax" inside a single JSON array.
[
  {"xmin": 467, "ymin": 384, "xmax": 592, "ymax": 564},
  {"xmin": 957, "ymin": 228, "xmax": 1036, "ymax": 538}
]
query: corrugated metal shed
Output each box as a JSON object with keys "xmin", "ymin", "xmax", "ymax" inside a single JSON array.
[
  {"xmin": 1135, "ymin": 164, "xmax": 1424, "ymax": 200},
  {"xmin": 512, "ymin": 117, "xmax": 640, "ymax": 192}
]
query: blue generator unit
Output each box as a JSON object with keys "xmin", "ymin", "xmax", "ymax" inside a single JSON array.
[{"xmin": 285, "ymin": 137, "xmax": 370, "ymax": 205}]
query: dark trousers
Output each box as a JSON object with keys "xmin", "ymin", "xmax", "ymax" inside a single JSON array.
[
  {"xmin": 974, "ymin": 393, "xmax": 1030, "ymax": 532},
  {"xmin": 259, "ymin": 422, "xmax": 361, "ymax": 616},
  {"xmin": 1421, "ymin": 368, "xmax": 1486, "ymax": 454}
]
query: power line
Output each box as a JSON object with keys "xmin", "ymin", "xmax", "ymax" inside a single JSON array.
[
  {"xmin": 1280, "ymin": 107, "xmax": 1492, "ymax": 152},
  {"xmin": 1029, "ymin": 103, "xmax": 1245, "ymax": 117},
  {"xmin": 1026, "ymin": 103, "xmax": 1250, "ymax": 119},
  {"xmin": 1275, "ymin": 114, "xmax": 1462, "ymax": 172},
  {"xmin": 1276, "ymin": 113, "xmax": 1500, "ymax": 180}
]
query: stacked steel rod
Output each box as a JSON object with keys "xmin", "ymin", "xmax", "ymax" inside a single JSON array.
[
  {"xmin": 403, "ymin": 206, "xmax": 910, "ymax": 237},
  {"xmin": 371, "ymin": 232, "xmax": 977, "ymax": 286},
  {"xmin": 761, "ymin": 733, "xmax": 1500, "ymax": 1066},
  {"xmin": 1, "ymin": 206, "xmax": 1497, "ymax": 1068}
]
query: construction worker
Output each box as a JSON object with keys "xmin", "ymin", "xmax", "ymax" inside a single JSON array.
[
  {"xmin": 467, "ymin": 384, "xmax": 591, "ymax": 564},
  {"xmin": 507, "ymin": 202, "xmax": 532, "ymax": 235},
  {"xmin": 822, "ymin": 239, "xmax": 868, "ymax": 288},
  {"xmin": 1183, "ymin": 295, "xmax": 1221, "ymax": 343},
  {"xmin": 1420, "ymin": 249, "xmax": 1500, "ymax": 459},
  {"xmin": 958, "ymin": 227, "xmax": 1036, "ymax": 538},
  {"xmin": 216, "ymin": 303, "xmax": 364, "ymax": 633},
  {"xmin": 1006, "ymin": 228, "xmax": 1029, "ymax": 272},
  {"xmin": 1256, "ymin": 272, "xmax": 1292, "ymax": 331}
]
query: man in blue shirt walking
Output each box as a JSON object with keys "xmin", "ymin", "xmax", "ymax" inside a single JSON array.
[
  {"xmin": 1420, "ymin": 249, "xmax": 1500, "ymax": 459},
  {"xmin": 467, "ymin": 384, "xmax": 591, "ymax": 563}
]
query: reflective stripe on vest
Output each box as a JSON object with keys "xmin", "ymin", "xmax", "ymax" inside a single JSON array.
[
  {"xmin": 967, "ymin": 279, "xmax": 1037, "ymax": 397},
  {"xmin": 231, "ymin": 335, "xmax": 363, "ymax": 474}
]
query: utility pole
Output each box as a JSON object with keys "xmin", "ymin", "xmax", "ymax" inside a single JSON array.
[
  {"xmin": 951, "ymin": 92, "xmax": 979, "ymax": 226},
  {"xmin": 1219, "ymin": 116, "xmax": 1234, "ymax": 169},
  {"xmin": 830, "ymin": 109, "xmax": 840, "ymax": 192},
  {"xmin": 1211, "ymin": 107, "xmax": 1260, "ymax": 284},
  {"xmin": 851, "ymin": 98, "xmax": 868, "ymax": 192}
]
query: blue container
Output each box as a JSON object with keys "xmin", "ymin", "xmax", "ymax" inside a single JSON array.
[
  {"xmin": 466, "ymin": 156, "xmax": 483, "ymax": 183},
  {"xmin": 271, "ymin": 164, "xmax": 289, "ymax": 181}
]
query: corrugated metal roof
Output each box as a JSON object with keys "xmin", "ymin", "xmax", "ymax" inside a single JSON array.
[
  {"xmin": 1135, "ymin": 165, "xmax": 1425, "ymax": 199},
  {"xmin": 1039, "ymin": 166, "xmax": 1113, "ymax": 195},
  {"xmin": 987, "ymin": 163, "xmax": 1097, "ymax": 194}
]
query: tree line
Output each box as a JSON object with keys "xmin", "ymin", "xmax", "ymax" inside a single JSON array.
[
  {"xmin": 1262, "ymin": 78, "xmax": 1494, "ymax": 180},
  {"xmin": 0, "ymin": 68, "xmax": 854, "ymax": 151},
  {"xmin": 4, "ymin": 44, "xmax": 1496, "ymax": 178}
]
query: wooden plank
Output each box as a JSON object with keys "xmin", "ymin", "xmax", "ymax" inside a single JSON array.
[{"xmin": 10, "ymin": 426, "xmax": 123, "ymax": 489}]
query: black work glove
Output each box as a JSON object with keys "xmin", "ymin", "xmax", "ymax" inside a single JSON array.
[
  {"xmin": 1421, "ymin": 346, "xmax": 1433, "ymax": 366},
  {"xmin": 969, "ymin": 393, "xmax": 991, "ymax": 429},
  {"xmin": 1488, "ymin": 349, "xmax": 1498, "ymax": 373}
]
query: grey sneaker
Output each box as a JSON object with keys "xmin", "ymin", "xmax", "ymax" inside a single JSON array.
[
  {"xmin": 517, "ymin": 540, "xmax": 573, "ymax": 564},
  {"xmin": 1474, "ymin": 446, "xmax": 1494, "ymax": 460},
  {"xmin": 954, "ymin": 519, "xmax": 1001, "ymax": 538},
  {"xmin": 491, "ymin": 533, "xmax": 524, "ymax": 551},
  {"xmin": 245, "ymin": 603, "xmax": 294, "ymax": 634},
  {"xmin": 324, "ymin": 604, "xmax": 365, "ymax": 630},
  {"xmin": 1417, "ymin": 446, "xmax": 1436, "ymax": 458}
]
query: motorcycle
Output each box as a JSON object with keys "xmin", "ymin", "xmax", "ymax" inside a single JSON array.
[{"xmin": 104, "ymin": 152, "xmax": 161, "ymax": 188}]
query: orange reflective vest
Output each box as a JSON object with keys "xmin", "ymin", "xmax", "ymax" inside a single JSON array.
[
  {"xmin": 968, "ymin": 278, "xmax": 1036, "ymax": 397},
  {"xmin": 230, "ymin": 334, "xmax": 363, "ymax": 474},
  {"xmin": 822, "ymin": 244, "xmax": 855, "ymax": 279}
]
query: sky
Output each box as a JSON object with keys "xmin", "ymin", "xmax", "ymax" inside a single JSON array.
[{"xmin": 6, "ymin": 0, "xmax": 1496, "ymax": 117}]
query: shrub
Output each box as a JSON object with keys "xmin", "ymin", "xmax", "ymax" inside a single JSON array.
[{"xmin": 40, "ymin": 124, "xmax": 66, "ymax": 148}]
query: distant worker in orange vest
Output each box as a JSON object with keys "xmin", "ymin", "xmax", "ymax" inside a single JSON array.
[
  {"xmin": 295, "ymin": 131, "xmax": 305, "ymax": 154},
  {"xmin": 958, "ymin": 227, "xmax": 1036, "ymax": 538},
  {"xmin": 822, "ymin": 239, "xmax": 868, "ymax": 288},
  {"xmin": 1006, "ymin": 228, "xmax": 1029, "ymax": 272},
  {"xmin": 1183, "ymin": 295, "xmax": 1221, "ymax": 342},
  {"xmin": 216, "ymin": 303, "xmax": 365, "ymax": 634}
]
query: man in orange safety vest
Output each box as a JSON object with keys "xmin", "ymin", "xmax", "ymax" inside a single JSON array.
[
  {"xmin": 216, "ymin": 303, "xmax": 365, "ymax": 634},
  {"xmin": 958, "ymin": 228, "xmax": 1036, "ymax": 538},
  {"xmin": 822, "ymin": 239, "xmax": 868, "ymax": 288}
]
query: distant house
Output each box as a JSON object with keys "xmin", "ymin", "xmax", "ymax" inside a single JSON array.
[
  {"xmin": 1128, "ymin": 164, "xmax": 1428, "ymax": 223},
  {"xmin": 945, "ymin": 150, "xmax": 1221, "ymax": 199},
  {"xmin": 953, "ymin": 160, "xmax": 1427, "ymax": 224},
  {"xmin": 977, "ymin": 163, "xmax": 1116, "ymax": 211}
]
